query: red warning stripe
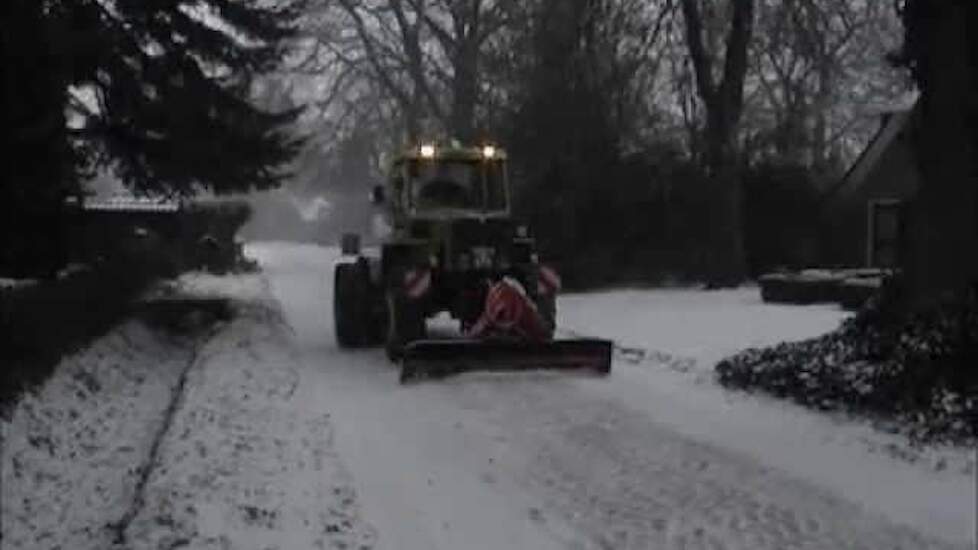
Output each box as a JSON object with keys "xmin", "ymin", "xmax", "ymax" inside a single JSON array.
[
  {"xmin": 404, "ymin": 269, "xmax": 431, "ymax": 299},
  {"xmin": 538, "ymin": 265, "xmax": 562, "ymax": 295}
]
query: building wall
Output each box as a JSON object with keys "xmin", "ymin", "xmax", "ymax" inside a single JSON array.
[{"xmin": 820, "ymin": 119, "xmax": 921, "ymax": 268}]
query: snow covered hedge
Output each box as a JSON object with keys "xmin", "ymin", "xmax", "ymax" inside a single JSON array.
[
  {"xmin": 0, "ymin": 202, "xmax": 257, "ymax": 412},
  {"xmin": 179, "ymin": 200, "xmax": 254, "ymax": 274},
  {"xmin": 716, "ymin": 294, "xmax": 978, "ymax": 444},
  {"xmin": 758, "ymin": 269, "xmax": 888, "ymax": 310}
]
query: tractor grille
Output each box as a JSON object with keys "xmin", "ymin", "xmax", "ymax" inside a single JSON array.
[
  {"xmin": 408, "ymin": 221, "xmax": 432, "ymax": 239},
  {"xmin": 445, "ymin": 219, "xmax": 511, "ymax": 272},
  {"xmin": 447, "ymin": 218, "xmax": 512, "ymax": 248}
]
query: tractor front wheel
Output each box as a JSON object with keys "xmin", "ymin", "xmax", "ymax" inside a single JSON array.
[{"xmin": 334, "ymin": 263, "xmax": 371, "ymax": 347}]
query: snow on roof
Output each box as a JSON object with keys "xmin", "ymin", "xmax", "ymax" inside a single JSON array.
[
  {"xmin": 0, "ymin": 278, "xmax": 39, "ymax": 290},
  {"xmin": 82, "ymin": 195, "xmax": 181, "ymax": 213}
]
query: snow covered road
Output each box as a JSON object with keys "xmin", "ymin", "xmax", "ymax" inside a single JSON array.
[
  {"xmin": 3, "ymin": 241, "xmax": 971, "ymax": 549},
  {"xmin": 251, "ymin": 242, "xmax": 975, "ymax": 550}
]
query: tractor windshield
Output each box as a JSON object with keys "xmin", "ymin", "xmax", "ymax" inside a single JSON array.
[{"xmin": 407, "ymin": 160, "xmax": 507, "ymax": 213}]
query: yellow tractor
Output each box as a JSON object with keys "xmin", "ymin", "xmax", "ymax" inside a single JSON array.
[{"xmin": 333, "ymin": 141, "xmax": 611, "ymax": 382}]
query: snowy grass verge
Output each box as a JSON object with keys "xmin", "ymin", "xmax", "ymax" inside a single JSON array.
[
  {"xmin": 0, "ymin": 318, "xmax": 205, "ymax": 549},
  {"xmin": 118, "ymin": 274, "xmax": 377, "ymax": 550},
  {"xmin": 0, "ymin": 261, "xmax": 161, "ymax": 414},
  {"xmin": 1, "ymin": 265, "xmax": 376, "ymax": 549},
  {"xmin": 1, "ymin": 273, "xmax": 256, "ymax": 549}
]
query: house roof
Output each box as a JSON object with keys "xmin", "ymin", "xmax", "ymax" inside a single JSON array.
[{"xmin": 825, "ymin": 103, "xmax": 917, "ymax": 198}]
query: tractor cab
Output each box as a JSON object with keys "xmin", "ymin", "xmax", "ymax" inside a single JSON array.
[
  {"xmin": 335, "ymin": 141, "xmax": 612, "ymax": 382},
  {"xmin": 382, "ymin": 143, "xmax": 510, "ymax": 222}
]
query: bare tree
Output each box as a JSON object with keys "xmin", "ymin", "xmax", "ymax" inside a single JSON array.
[
  {"xmin": 299, "ymin": 0, "xmax": 515, "ymax": 143},
  {"xmin": 744, "ymin": 0, "xmax": 908, "ymax": 176},
  {"xmin": 679, "ymin": 0, "xmax": 755, "ymax": 285},
  {"xmin": 331, "ymin": 0, "xmax": 440, "ymax": 139},
  {"xmin": 412, "ymin": 0, "xmax": 517, "ymax": 141}
]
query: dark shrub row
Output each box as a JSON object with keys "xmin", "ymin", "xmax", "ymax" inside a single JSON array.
[
  {"xmin": 515, "ymin": 156, "xmax": 826, "ymax": 290},
  {"xmin": 0, "ymin": 200, "xmax": 255, "ymax": 413},
  {"xmin": 0, "ymin": 258, "xmax": 158, "ymax": 412}
]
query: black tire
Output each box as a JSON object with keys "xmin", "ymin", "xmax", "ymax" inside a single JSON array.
[
  {"xmin": 334, "ymin": 263, "xmax": 369, "ymax": 348},
  {"xmin": 384, "ymin": 290, "xmax": 426, "ymax": 361},
  {"xmin": 366, "ymin": 298, "xmax": 388, "ymax": 346}
]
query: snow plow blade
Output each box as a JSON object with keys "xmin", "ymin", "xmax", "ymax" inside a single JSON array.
[{"xmin": 400, "ymin": 338, "xmax": 613, "ymax": 383}]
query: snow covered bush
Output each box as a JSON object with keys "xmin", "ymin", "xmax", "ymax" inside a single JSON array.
[
  {"xmin": 759, "ymin": 269, "xmax": 885, "ymax": 309},
  {"xmin": 716, "ymin": 292, "xmax": 978, "ymax": 444},
  {"xmin": 0, "ymin": 250, "xmax": 188, "ymax": 414},
  {"xmin": 179, "ymin": 200, "xmax": 254, "ymax": 274},
  {"xmin": 758, "ymin": 271, "xmax": 844, "ymax": 305}
]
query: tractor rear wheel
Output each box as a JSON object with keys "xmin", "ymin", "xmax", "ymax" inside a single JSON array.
[
  {"xmin": 334, "ymin": 263, "xmax": 370, "ymax": 347},
  {"xmin": 385, "ymin": 290, "xmax": 426, "ymax": 361}
]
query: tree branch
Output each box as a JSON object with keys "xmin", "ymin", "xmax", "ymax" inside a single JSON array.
[
  {"xmin": 719, "ymin": 0, "xmax": 755, "ymax": 115},
  {"xmin": 679, "ymin": 0, "xmax": 716, "ymax": 104}
]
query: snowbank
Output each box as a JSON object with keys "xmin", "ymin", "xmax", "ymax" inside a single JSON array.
[
  {"xmin": 0, "ymin": 278, "xmax": 38, "ymax": 290},
  {"xmin": 1, "ymin": 271, "xmax": 375, "ymax": 549},
  {"xmin": 149, "ymin": 271, "xmax": 271, "ymax": 304},
  {"xmin": 1, "ymin": 321, "xmax": 196, "ymax": 549},
  {"xmin": 121, "ymin": 288, "xmax": 376, "ymax": 550}
]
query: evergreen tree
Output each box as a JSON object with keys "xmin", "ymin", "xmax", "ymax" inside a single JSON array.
[
  {"xmin": 1, "ymin": 1, "xmax": 76, "ymax": 200},
  {"xmin": 1, "ymin": 1, "xmax": 77, "ymax": 274},
  {"xmin": 4, "ymin": 0, "xmax": 304, "ymax": 199}
]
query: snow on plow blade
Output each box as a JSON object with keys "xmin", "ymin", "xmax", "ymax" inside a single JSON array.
[{"xmin": 400, "ymin": 338, "xmax": 613, "ymax": 383}]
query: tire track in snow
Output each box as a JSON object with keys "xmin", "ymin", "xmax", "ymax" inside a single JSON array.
[
  {"xmin": 108, "ymin": 321, "xmax": 224, "ymax": 547},
  {"xmin": 445, "ymin": 377, "xmax": 965, "ymax": 550},
  {"xmin": 1, "ymin": 321, "xmax": 199, "ymax": 550},
  {"xmin": 118, "ymin": 301, "xmax": 377, "ymax": 550},
  {"xmin": 558, "ymin": 327, "xmax": 698, "ymax": 373}
]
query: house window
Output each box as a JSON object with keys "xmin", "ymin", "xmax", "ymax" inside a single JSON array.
[{"xmin": 867, "ymin": 199, "xmax": 903, "ymax": 268}]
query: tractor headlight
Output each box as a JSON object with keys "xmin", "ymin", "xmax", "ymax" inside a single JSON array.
[
  {"xmin": 420, "ymin": 144, "xmax": 436, "ymax": 158},
  {"xmin": 482, "ymin": 145, "xmax": 496, "ymax": 159}
]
